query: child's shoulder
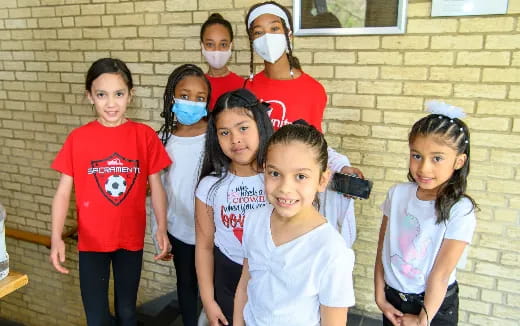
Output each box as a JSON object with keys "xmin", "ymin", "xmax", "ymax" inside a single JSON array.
[
  {"xmin": 198, "ymin": 173, "xmax": 219, "ymax": 185},
  {"xmin": 67, "ymin": 120, "xmax": 100, "ymax": 137},
  {"xmin": 315, "ymin": 224, "xmax": 355, "ymax": 270},
  {"xmin": 450, "ymin": 195, "xmax": 477, "ymax": 218},
  {"xmin": 197, "ymin": 173, "xmax": 223, "ymax": 192},
  {"xmin": 127, "ymin": 120, "xmax": 156, "ymax": 133},
  {"xmin": 387, "ymin": 182, "xmax": 416, "ymax": 195},
  {"xmin": 315, "ymin": 223, "xmax": 353, "ymax": 255}
]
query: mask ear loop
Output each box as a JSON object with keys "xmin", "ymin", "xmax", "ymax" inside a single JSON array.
[
  {"xmin": 285, "ymin": 29, "xmax": 294, "ymax": 79},
  {"xmin": 170, "ymin": 99, "xmax": 178, "ymax": 123}
]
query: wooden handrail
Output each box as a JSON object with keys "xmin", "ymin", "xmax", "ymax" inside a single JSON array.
[
  {"xmin": 6, "ymin": 227, "xmax": 77, "ymax": 248},
  {"xmin": 0, "ymin": 271, "xmax": 29, "ymax": 298}
]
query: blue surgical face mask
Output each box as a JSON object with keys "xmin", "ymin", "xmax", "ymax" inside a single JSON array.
[{"xmin": 171, "ymin": 98, "xmax": 207, "ymax": 125}]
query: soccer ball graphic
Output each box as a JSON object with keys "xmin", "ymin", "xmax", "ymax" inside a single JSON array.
[{"xmin": 105, "ymin": 175, "xmax": 127, "ymax": 197}]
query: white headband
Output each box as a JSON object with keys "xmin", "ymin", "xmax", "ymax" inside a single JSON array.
[
  {"xmin": 426, "ymin": 100, "xmax": 466, "ymax": 119},
  {"xmin": 247, "ymin": 4, "xmax": 291, "ymax": 31}
]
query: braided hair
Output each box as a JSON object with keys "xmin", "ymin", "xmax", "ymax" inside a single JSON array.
[
  {"xmin": 245, "ymin": 1, "xmax": 301, "ymax": 79},
  {"xmin": 157, "ymin": 64, "xmax": 211, "ymax": 146},
  {"xmin": 408, "ymin": 114, "xmax": 477, "ymax": 223}
]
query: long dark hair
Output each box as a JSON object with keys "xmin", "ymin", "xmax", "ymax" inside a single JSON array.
[
  {"xmin": 199, "ymin": 88, "xmax": 273, "ymax": 194},
  {"xmin": 200, "ymin": 13, "xmax": 234, "ymax": 42},
  {"xmin": 245, "ymin": 1, "xmax": 301, "ymax": 78},
  {"xmin": 85, "ymin": 58, "xmax": 133, "ymax": 92},
  {"xmin": 408, "ymin": 114, "xmax": 477, "ymax": 223},
  {"xmin": 265, "ymin": 121, "xmax": 328, "ymax": 208},
  {"xmin": 157, "ymin": 64, "xmax": 211, "ymax": 145}
]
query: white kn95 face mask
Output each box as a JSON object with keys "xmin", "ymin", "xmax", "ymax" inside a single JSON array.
[{"xmin": 253, "ymin": 33, "xmax": 287, "ymax": 64}]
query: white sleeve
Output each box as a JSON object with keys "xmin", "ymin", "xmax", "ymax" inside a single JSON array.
[
  {"xmin": 242, "ymin": 207, "xmax": 255, "ymax": 259},
  {"xmin": 339, "ymin": 199, "xmax": 356, "ymax": 248},
  {"xmin": 319, "ymin": 245, "xmax": 356, "ymax": 308},
  {"xmin": 381, "ymin": 186, "xmax": 395, "ymax": 217},
  {"xmin": 149, "ymin": 169, "xmax": 168, "ymax": 244},
  {"xmin": 195, "ymin": 175, "xmax": 217, "ymax": 205},
  {"xmin": 445, "ymin": 197, "xmax": 477, "ymax": 243},
  {"xmin": 327, "ymin": 147, "xmax": 351, "ymax": 173}
]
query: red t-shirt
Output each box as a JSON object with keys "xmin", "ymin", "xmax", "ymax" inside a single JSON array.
[
  {"xmin": 206, "ymin": 71, "xmax": 245, "ymax": 110},
  {"xmin": 51, "ymin": 120, "xmax": 172, "ymax": 252},
  {"xmin": 245, "ymin": 70, "xmax": 327, "ymax": 131}
]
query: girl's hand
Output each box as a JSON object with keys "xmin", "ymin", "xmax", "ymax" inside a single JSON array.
[
  {"xmin": 340, "ymin": 166, "xmax": 365, "ymax": 179},
  {"xmin": 376, "ymin": 298, "xmax": 403, "ymax": 326},
  {"xmin": 401, "ymin": 313, "xmax": 425, "ymax": 326},
  {"xmin": 339, "ymin": 166, "xmax": 366, "ymax": 199},
  {"xmin": 49, "ymin": 238, "xmax": 69, "ymax": 274},
  {"xmin": 154, "ymin": 229, "xmax": 172, "ymax": 261},
  {"xmin": 205, "ymin": 300, "xmax": 229, "ymax": 326}
]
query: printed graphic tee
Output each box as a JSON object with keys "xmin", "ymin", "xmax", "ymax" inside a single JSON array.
[
  {"xmin": 51, "ymin": 120, "xmax": 171, "ymax": 252},
  {"xmin": 245, "ymin": 70, "xmax": 327, "ymax": 131},
  {"xmin": 381, "ymin": 182, "xmax": 476, "ymax": 294},
  {"xmin": 195, "ymin": 173, "xmax": 266, "ymax": 264}
]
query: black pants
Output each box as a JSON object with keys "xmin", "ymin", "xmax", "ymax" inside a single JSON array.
[
  {"xmin": 213, "ymin": 247, "xmax": 243, "ymax": 326},
  {"xmin": 79, "ymin": 249, "xmax": 143, "ymax": 326},
  {"xmin": 169, "ymin": 233, "xmax": 200, "ymax": 326},
  {"xmin": 383, "ymin": 282, "xmax": 459, "ymax": 326}
]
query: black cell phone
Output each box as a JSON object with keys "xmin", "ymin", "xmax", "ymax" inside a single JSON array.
[{"xmin": 331, "ymin": 173, "xmax": 373, "ymax": 199}]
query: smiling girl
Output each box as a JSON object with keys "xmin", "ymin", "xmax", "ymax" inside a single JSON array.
[
  {"xmin": 50, "ymin": 58, "xmax": 171, "ymax": 325},
  {"xmin": 375, "ymin": 101, "xmax": 477, "ymax": 326}
]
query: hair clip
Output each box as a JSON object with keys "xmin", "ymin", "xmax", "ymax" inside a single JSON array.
[
  {"xmin": 426, "ymin": 100, "xmax": 466, "ymax": 119},
  {"xmin": 450, "ymin": 119, "xmax": 454, "ymax": 123},
  {"xmin": 460, "ymin": 127, "xmax": 463, "ymax": 131},
  {"xmin": 438, "ymin": 115, "xmax": 443, "ymax": 119},
  {"xmin": 464, "ymin": 140, "xmax": 468, "ymax": 144}
]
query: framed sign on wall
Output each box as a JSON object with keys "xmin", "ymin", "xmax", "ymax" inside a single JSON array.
[
  {"xmin": 293, "ymin": 0, "xmax": 408, "ymax": 36},
  {"xmin": 432, "ymin": 0, "xmax": 509, "ymax": 17}
]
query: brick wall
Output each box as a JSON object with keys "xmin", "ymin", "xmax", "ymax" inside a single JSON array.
[{"xmin": 0, "ymin": 0, "xmax": 519, "ymax": 325}]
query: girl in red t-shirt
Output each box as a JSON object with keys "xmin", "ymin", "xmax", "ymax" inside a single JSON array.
[
  {"xmin": 50, "ymin": 58, "xmax": 171, "ymax": 326},
  {"xmin": 200, "ymin": 13, "xmax": 244, "ymax": 110},
  {"xmin": 244, "ymin": 1, "xmax": 364, "ymax": 172}
]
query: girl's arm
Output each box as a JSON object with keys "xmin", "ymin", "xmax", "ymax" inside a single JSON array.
[
  {"xmin": 233, "ymin": 258, "xmax": 250, "ymax": 326},
  {"xmin": 319, "ymin": 305, "xmax": 348, "ymax": 326},
  {"xmin": 50, "ymin": 174, "xmax": 73, "ymax": 274},
  {"xmin": 149, "ymin": 172, "xmax": 171, "ymax": 260},
  {"xmin": 374, "ymin": 215, "xmax": 403, "ymax": 325},
  {"xmin": 327, "ymin": 147, "xmax": 364, "ymax": 178},
  {"xmin": 401, "ymin": 239, "xmax": 468, "ymax": 326},
  {"xmin": 195, "ymin": 198, "xmax": 228, "ymax": 326}
]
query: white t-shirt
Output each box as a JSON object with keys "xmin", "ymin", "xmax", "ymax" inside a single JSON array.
[
  {"xmin": 243, "ymin": 204, "xmax": 355, "ymax": 326},
  {"xmin": 164, "ymin": 133, "xmax": 205, "ymax": 245},
  {"xmin": 150, "ymin": 133, "xmax": 205, "ymax": 246},
  {"xmin": 381, "ymin": 182, "xmax": 477, "ymax": 294},
  {"xmin": 322, "ymin": 149, "xmax": 356, "ymax": 247},
  {"xmin": 195, "ymin": 172, "xmax": 266, "ymax": 264}
]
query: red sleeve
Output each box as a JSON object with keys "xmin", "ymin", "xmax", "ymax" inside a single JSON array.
[
  {"xmin": 51, "ymin": 132, "xmax": 74, "ymax": 176},
  {"xmin": 146, "ymin": 128, "xmax": 172, "ymax": 175}
]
